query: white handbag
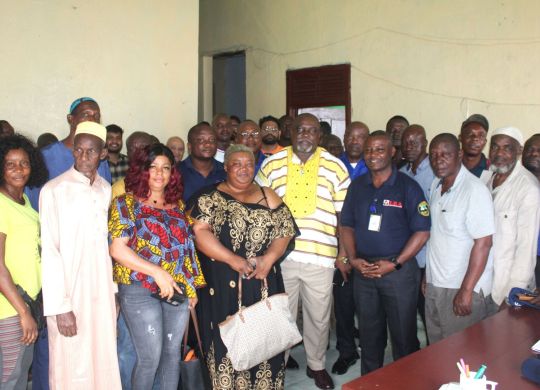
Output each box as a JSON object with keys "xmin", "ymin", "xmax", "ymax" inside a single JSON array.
[{"xmin": 218, "ymin": 276, "xmax": 302, "ymax": 371}]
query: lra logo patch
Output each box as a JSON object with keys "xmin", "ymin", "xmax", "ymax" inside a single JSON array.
[{"xmin": 418, "ymin": 201, "xmax": 430, "ymax": 217}]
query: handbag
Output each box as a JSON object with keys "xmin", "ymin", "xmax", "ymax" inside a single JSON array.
[
  {"xmin": 15, "ymin": 285, "xmax": 46, "ymax": 330},
  {"xmin": 218, "ymin": 276, "xmax": 302, "ymax": 371},
  {"xmin": 179, "ymin": 308, "xmax": 211, "ymax": 390}
]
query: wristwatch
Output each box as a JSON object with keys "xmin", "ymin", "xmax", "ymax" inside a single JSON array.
[
  {"xmin": 338, "ymin": 256, "xmax": 349, "ymax": 265},
  {"xmin": 389, "ymin": 256, "xmax": 402, "ymax": 270}
]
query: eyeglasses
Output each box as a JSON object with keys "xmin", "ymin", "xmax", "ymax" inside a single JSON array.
[
  {"xmin": 296, "ymin": 126, "xmax": 319, "ymax": 136},
  {"xmin": 239, "ymin": 131, "xmax": 260, "ymax": 138},
  {"xmin": 262, "ymin": 126, "xmax": 279, "ymax": 133}
]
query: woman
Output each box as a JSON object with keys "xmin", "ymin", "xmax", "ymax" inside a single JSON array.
[
  {"xmin": 108, "ymin": 143, "xmax": 205, "ymax": 390},
  {"xmin": 191, "ymin": 144, "xmax": 298, "ymax": 389},
  {"xmin": 0, "ymin": 134, "xmax": 47, "ymax": 390}
]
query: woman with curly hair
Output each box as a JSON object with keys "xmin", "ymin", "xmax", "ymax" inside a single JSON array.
[
  {"xmin": 108, "ymin": 143, "xmax": 205, "ymax": 390},
  {"xmin": 0, "ymin": 134, "xmax": 47, "ymax": 389}
]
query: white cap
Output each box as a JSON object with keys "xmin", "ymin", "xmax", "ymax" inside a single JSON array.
[{"xmin": 491, "ymin": 126, "xmax": 524, "ymax": 146}]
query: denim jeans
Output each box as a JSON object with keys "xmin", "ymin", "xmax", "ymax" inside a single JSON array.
[
  {"xmin": 119, "ymin": 283, "xmax": 189, "ymax": 390},
  {"xmin": 117, "ymin": 312, "xmax": 136, "ymax": 390}
]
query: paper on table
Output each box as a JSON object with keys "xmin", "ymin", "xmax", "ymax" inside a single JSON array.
[{"xmin": 532, "ymin": 339, "xmax": 540, "ymax": 353}]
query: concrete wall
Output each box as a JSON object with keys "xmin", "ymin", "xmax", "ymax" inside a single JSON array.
[
  {"xmin": 199, "ymin": 0, "xmax": 540, "ymax": 141},
  {"xmin": 2, "ymin": 0, "xmax": 199, "ymax": 145}
]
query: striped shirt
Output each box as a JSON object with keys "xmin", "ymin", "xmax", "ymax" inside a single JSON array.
[{"xmin": 256, "ymin": 147, "xmax": 350, "ymax": 268}]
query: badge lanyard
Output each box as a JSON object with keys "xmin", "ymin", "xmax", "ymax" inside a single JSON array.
[{"xmin": 368, "ymin": 197, "xmax": 382, "ymax": 232}]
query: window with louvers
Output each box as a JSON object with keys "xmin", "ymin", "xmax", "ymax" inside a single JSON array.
[{"xmin": 286, "ymin": 64, "xmax": 351, "ymax": 124}]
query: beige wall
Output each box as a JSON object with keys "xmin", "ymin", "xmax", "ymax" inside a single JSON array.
[
  {"xmin": 200, "ymin": 0, "xmax": 540, "ymax": 141},
  {"xmin": 2, "ymin": 0, "xmax": 199, "ymax": 146}
]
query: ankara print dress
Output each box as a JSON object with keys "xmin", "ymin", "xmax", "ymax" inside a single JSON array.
[{"xmin": 191, "ymin": 186, "xmax": 298, "ymax": 390}]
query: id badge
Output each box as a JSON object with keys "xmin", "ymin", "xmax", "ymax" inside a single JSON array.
[{"xmin": 368, "ymin": 214, "xmax": 382, "ymax": 232}]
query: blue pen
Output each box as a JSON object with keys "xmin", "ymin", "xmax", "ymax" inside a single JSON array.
[{"xmin": 474, "ymin": 364, "xmax": 487, "ymax": 379}]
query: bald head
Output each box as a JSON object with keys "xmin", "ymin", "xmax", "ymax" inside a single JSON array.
[{"xmin": 126, "ymin": 131, "xmax": 152, "ymax": 160}]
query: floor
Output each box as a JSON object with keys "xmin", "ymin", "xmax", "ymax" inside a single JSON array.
[
  {"xmin": 27, "ymin": 317, "xmax": 428, "ymax": 390},
  {"xmin": 284, "ymin": 315, "xmax": 428, "ymax": 389}
]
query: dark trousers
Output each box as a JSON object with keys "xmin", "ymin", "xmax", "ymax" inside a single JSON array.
[
  {"xmin": 333, "ymin": 270, "xmax": 358, "ymax": 359},
  {"xmin": 32, "ymin": 327, "xmax": 49, "ymax": 390},
  {"xmin": 416, "ymin": 267, "xmax": 427, "ymax": 347},
  {"xmin": 353, "ymin": 260, "xmax": 420, "ymax": 375}
]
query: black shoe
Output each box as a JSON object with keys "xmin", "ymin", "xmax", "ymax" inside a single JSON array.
[
  {"xmin": 331, "ymin": 355, "xmax": 359, "ymax": 375},
  {"xmin": 286, "ymin": 356, "xmax": 299, "ymax": 369},
  {"xmin": 306, "ymin": 367, "xmax": 335, "ymax": 389}
]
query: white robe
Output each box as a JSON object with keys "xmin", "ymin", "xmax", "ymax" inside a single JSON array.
[{"xmin": 40, "ymin": 167, "xmax": 121, "ymax": 390}]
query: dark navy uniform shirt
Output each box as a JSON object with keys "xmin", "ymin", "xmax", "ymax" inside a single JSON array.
[
  {"xmin": 178, "ymin": 156, "xmax": 226, "ymax": 207},
  {"xmin": 341, "ymin": 167, "xmax": 431, "ymax": 258}
]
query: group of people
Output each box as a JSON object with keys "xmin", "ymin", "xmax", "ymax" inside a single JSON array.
[{"xmin": 0, "ymin": 97, "xmax": 539, "ymax": 390}]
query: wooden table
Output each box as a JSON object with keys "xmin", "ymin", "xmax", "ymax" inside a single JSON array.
[{"xmin": 343, "ymin": 307, "xmax": 540, "ymax": 389}]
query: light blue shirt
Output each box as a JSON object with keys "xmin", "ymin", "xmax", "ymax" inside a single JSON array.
[{"xmin": 400, "ymin": 155, "xmax": 435, "ymax": 268}]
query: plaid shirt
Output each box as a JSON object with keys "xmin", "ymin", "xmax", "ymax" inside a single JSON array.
[{"xmin": 108, "ymin": 153, "xmax": 129, "ymax": 183}]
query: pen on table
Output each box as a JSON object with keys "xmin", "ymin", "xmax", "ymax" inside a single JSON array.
[
  {"xmin": 474, "ymin": 364, "xmax": 487, "ymax": 379},
  {"xmin": 456, "ymin": 362, "xmax": 465, "ymax": 376}
]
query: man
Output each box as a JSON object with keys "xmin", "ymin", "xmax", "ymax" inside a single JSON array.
[
  {"xmin": 230, "ymin": 115, "xmax": 241, "ymax": 139},
  {"xmin": 386, "ymin": 115, "xmax": 409, "ymax": 168},
  {"xmin": 321, "ymin": 134, "xmax": 343, "ymax": 158},
  {"xmin": 340, "ymin": 131, "xmax": 430, "ymax": 375},
  {"xmin": 178, "ymin": 122, "xmax": 226, "ymax": 208},
  {"xmin": 339, "ymin": 121, "xmax": 369, "ymax": 179},
  {"xmin": 278, "ymin": 114, "xmax": 294, "ymax": 147},
  {"xmin": 400, "ymin": 124, "xmax": 435, "ymax": 343},
  {"xmin": 106, "ymin": 124, "xmax": 129, "ymax": 183},
  {"xmin": 487, "ymin": 127, "xmax": 540, "ymax": 312},
  {"xmin": 110, "ymin": 131, "xmax": 153, "ymax": 198},
  {"xmin": 522, "ymin": 134, "xmax": 540, "ymax": 301},
  {"xmin": 425, "ymin": 133, "xmax": 494, "ymax": 343},
  {"xmin": 235, "ymin": 120, "xmax": 266, "ymax": 173},
  {"xmin": 26, "ymin": 97, "xmax": 112, "ymax": 210},
  {"xmin": 24, "ymin": 97, "xmax": 111, "ymax": 390},
  {"xmin": 37, "ymin": 133, "xmax": 59, "ymax": 149},
  {"xmin": 40, "ymin": 121, "xmax": 121, "ymax": 389},
  {"xmin": 331, "ymin": 121, "xmax": 369, "ymax": 375},
  {"xmin": 256, "ymin": 113, "xmax": 350, "ymax": 389},
  {"xmin": 259, "ymin": 115, "xmax": 284, "ymax": 156},
  {"xmin": 212, "ymin": 113, "xmax": 232, "ymax": 163},
  {"xmin": 0, "ymin": 120, "xmax": 15, "ymax": 137},
  {"xmin": 166, "ymin": 136, "xmax": 185, "ymax": 163},
  {"xmin": 459, "ymin": 114, "xmax": 491, "ymax": 182}
]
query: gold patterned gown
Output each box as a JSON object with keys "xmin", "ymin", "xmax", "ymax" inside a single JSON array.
[{"xmin": 191, "ymin": 186, "xmax": 298, "ymax": 390}]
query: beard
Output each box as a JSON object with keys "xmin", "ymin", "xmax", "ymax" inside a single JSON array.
[
  {"xmin": 295, "ymin": 141, "xmax": 315, "ymax": 154},
  {"xmin": 490, "ymin": 160, "xmax": 517, "ymax": 175},
  {"xmin": 262, "ymin": 134, "xmax": 278, "ymax": 145}
]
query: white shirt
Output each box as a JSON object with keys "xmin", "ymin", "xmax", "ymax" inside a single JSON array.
[
  {"xmin": 487, "ymin": 161, "xmax": 540, "ymax": 304},
  {"xmin": 215, "ymin": 148, "xmax": 225, "ymax": 163},
  {"xmin": 427, "ymin": 165, "xmax": 495, "ymax": 294}
]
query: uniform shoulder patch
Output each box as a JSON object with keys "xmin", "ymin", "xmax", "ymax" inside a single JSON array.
[{"xmin": 418, "ymin": 201, "xmax": 430, "ymax": 217}]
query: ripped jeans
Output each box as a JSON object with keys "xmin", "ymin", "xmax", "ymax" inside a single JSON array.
[{"xmin": 118, "ymin": 283, "xmax": 189, "ymax": 390}]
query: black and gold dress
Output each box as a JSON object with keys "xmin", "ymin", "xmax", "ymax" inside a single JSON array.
[{"xmin": 191, "ymin": 185, "xmax": 298, "ymax": 390}]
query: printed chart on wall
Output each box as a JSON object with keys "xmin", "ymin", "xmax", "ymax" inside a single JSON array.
[{"xmin": 298, "ymin": 106, "xmax": 346, "ymax": 140}]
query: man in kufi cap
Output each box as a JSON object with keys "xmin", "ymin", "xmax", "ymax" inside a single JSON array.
[
  {"xmin": 39, "ymin": 121, "xmax": 121, "ymax": 389},
  {"xmin": 486, "ymin": 126, "xmax": 540, "ymax": 313},
  {"xmin": 26, "ymin": 98, "xmax": 113, "ymax": 390}
]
